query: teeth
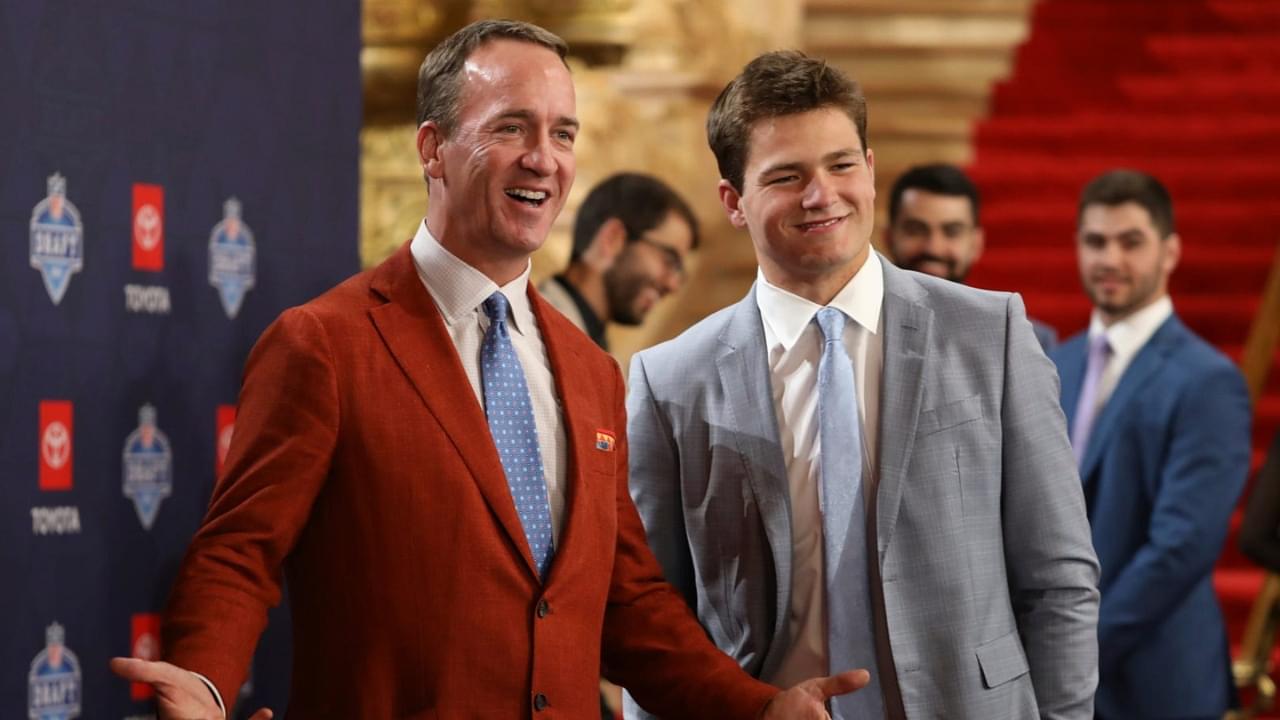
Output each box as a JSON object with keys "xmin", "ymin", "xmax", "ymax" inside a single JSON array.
[
  {"xmin": 506, "ymin": 188, "xmax": 547, "ymax": 201},
  {"xmin": 802, "ymin": 218, "xmax": 839, "ymax": 229}
]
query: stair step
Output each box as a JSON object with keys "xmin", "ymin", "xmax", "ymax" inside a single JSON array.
[
  {"xmin": 807, "ymin": 0, "xmax": 1034, "ymax": 16},
  {"xmin": 805, "ymin": 13, "xmax": 1028, "ymax": 53},
  {"xmin": 820, "ymin": 53, "xmax": 1013, "ymax": 103}
]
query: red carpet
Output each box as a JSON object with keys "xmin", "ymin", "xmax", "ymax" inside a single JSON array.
[{"xmin": 965, "ymin": 0, "xmax": 1280, "ymax": 704}]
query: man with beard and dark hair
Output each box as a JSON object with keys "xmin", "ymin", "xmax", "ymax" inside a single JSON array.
[
  {"xmin": 1050, "ymin": 168, "xmax": 1251, "ymax": 720},
  {"xmin": 885, "ymin": 163, "xmax": 1057, "ymax": 351},
  {"xmin": 540, "ymin": 172, "xmax": 698, "ymax": 350}
]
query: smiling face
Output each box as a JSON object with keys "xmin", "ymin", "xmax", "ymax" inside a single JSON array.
[
  {"xmin": 887, "ymin": 189, "xmax": 983, "ymax": 282},
  {"xmin": 719, "ymin": 107, "xmax": 876, "ymax": 300},
  {"xmin": 604, "ymin": 210, "xmax": 694, "ymax": 325},
  {"xmin": 419, "ymin": 39, "xmax": 578, "ymax": 282},
  {"xmin": 1077, "ymin": 201, "xmax": 1180, "ymax": 325}
]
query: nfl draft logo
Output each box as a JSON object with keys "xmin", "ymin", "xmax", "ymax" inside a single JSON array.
[
  {"xmin": 208, "ymin": 197, "xmax": 256, "ymax": 318},
  {"xmin": 29, "ymin": 173, "xmax": 84, "ymax": 305},
  {"xmin": 122, "ymin": 404, "xmax": 172, "ymax": 530},
  {"xmin": 27, "ymin": 622, "xmax": 82, "ymax": 720}
]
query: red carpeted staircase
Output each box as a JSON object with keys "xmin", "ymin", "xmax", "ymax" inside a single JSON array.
[{"xmin": 964, "ymin": 0, "xmax": 1280, "ymax": 703}]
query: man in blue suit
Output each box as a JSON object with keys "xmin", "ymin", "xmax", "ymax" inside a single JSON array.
[{"xmin": 1051, "ymin": 169, "xmax": 1252, "ymax": 719}]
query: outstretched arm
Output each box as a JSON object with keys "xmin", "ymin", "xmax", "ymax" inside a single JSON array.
[{"xmin": 109, "ymin": 657, "xmax": 271, "ymax": 720}]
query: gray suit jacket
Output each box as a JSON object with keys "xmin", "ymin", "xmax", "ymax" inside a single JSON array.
[{"xmin": 624, "ymin": 259, "xmax": 1099, "ymax": 719}]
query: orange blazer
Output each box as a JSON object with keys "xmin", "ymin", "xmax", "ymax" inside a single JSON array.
[{"xmin": 162, "ymin": 243, "xmax": 776, "ymax": 718}]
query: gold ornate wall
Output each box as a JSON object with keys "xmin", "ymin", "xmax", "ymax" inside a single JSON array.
[{"xmin": 359, "ymin": 0, "xmax": 801, "ymax": 366}]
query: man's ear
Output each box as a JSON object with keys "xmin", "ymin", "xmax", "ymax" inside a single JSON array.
[
  {"xmin": 1163, "ymin": 232, "xmax": 1182, "ymax": 275},
  {"xmin": 971, "ymin": 226, "xmax": 985, "ymax": 265},
  {"xmin": 583, "ymin": 217, "xmax": 627, "ymax": 270},
  {"xmin": 417, "ymin": 122, "xmax": 445, "ymax": 181},
  {"xmin": 718, "ymin": 179, "xmax": 748, "ymax": 229}
]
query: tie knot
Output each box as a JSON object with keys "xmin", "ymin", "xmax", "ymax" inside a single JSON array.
[
  {"xmin": 483, "ymin": 291, "xmax": 510, "ymax": 325},
  {"xmin": 815, "ymin": 307, "xmax": 847, "ymax": 343},
  {"xmin": 1089, "ymin": 332, "xmax": 1112, "ymax": 358}
]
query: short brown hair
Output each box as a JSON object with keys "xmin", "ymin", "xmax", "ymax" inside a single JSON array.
[
  {"xmin": 1077, "ymin": 169, "xmax": 1176, "ymax": 238},
  {"xmin": 707, "ymin": 50, "xmax": 868, "ymax": 193},
  {"xmin": 415, "ymin": 19, "xmax": 569, "ymax": 135}
]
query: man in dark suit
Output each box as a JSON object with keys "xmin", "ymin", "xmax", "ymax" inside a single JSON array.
[
  {"xmin": 110, "ymin": 20, "xmax": 865, "ymax": 719},
  {"xmin": 1050, "ymin": 169, "xmax": 1252, "ymax": 720}
]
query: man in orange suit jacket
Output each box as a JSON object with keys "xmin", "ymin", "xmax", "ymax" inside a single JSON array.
[{"xmin": 110, "ymin": 19, "xmax": 867, "ymax": 719}]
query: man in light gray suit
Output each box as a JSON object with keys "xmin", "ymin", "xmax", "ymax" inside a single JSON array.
[{"xmin": 624, "ymin": 51, "xmax": 1100, "ymax": 719}]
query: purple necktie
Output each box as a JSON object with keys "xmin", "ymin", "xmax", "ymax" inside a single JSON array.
[{"xmin": 1070, "ymin": 333, "xmax": 1112, "ymax": 466}]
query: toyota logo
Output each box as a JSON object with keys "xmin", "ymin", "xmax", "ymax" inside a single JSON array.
[
  {"xmin": 135, "ymin": 203, "xmax": 161, "ymax": 251},
  {"xmin": 42, "ymin": 421, "xmax": 70, "ymax": 469}
]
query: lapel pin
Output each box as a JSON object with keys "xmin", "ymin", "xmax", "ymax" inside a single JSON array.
[{"xmin": 595, "ymin": 430, "xmax": 615, "ymax": 452}]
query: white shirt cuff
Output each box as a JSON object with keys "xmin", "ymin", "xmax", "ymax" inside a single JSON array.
[{"xmin": 191, "ymin": 671, "xmax": 227, "ymax": 718}]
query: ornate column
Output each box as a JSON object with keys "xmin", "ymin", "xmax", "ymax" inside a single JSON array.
[{"xmin": 360, "ymin": 0, "xmax": 469, "ymax": 267}]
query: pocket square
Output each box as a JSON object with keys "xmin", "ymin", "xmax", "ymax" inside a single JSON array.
[{"xmin": 595, "ymin": 430, "xmax": 616, "ymax": 452}]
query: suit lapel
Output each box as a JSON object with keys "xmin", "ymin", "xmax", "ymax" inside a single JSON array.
[
  {"xmin": 875, "ymin": 263, "xmax": 932, "ymax": 562},
  {"xmin": 715, "ymin": 287, "xmax": 794, "ymax": 663},
  {"xmin": 1079, "ymin": 315, "xmax": 1184, "ymax": 481},
  {"xmin": 367, "ymin": 243, "xmax": 540, "ymax": 579},
  {"xmin": 527, "ymin": 287, "xmax": 596, "ymax": 585},
  {"xmin": 1056, "ymin": 336, "xmax": 1088, "ymax": 430}
]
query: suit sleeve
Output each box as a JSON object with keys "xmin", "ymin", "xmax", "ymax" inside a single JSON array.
[
  {"xmin": 163, "ymin": 307, "xmax": 339, "ymax": 705},
  {"xmin": 1097, "ymin": 360, "xmax": 1252, "ymax": 673},
  {"xmin": 619, "ymin": 353, "xmax": 700, "ymax": 720},
  {"xmin": 1000, "ymin": 294, "xmax": 1101, "ymax": 719},
  {"xmin": 624, "ymin": 352, "xmax": 698, "ymax": 609},
  {"xmin": 1239, "ymin": 431, "xmax": 1280, "ymax": 573},
  {"xmin": 601, "ymin": 357, "xmax": 778, "ymax": 719}
]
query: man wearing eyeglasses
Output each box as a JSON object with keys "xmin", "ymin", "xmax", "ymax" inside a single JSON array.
[{"xmin": 540, "ymin": 172, "xmax": 698, "ymax": 350}]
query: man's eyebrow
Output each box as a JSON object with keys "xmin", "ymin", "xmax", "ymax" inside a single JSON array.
[
  {"xmin": 757, "ymin": 148, "xmax": 861, "ymax": 178},
  {"xmin": 492, "ymin": 109, "xmax": 580, "ymax": 130}
]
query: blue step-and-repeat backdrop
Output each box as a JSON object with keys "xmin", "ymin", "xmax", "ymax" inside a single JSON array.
[{"xmin": 0, "ymin": 2, "xmax": 361, "ymax": 717}]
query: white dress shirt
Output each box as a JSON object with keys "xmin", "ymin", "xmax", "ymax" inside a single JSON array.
[
  {"xmin": 197, "ymin": 221, "xmax": 570, "ymax": 717},
  {"xmin": 410, "ymin": 221, "xmax": 567, "ymax": 540},
  {"xmin": 1085, "ymin": 295, "xmax": 1173, "ymax": 412},
  {"xmin": 757, "ymin": 251, "xmax": 885, "ymax": 688}
]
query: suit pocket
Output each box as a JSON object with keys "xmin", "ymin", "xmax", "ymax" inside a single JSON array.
[
  {"xmin": 918, "ymin": 394, "xmax": 983, "ymax": 437},
  {"xmin": 975, "ymin": 630, "xmax": 1030, "ymax": 689}
]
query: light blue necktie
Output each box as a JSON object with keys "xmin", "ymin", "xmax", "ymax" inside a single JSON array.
[
  {"xmin": 481, "ymin": 291, "xmax": 555, "ymax": 579},
  {"xmin": 816, "ymin": 307, "xmax": 884, "ymax": 719}
]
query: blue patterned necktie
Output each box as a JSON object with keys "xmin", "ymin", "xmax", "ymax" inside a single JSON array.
[
  {"xmin": 815, "ymin": 307, "xmax": 884, "ymax": 719},
  {"xmin": 481, "ymin": 291, "xmax": 555, "ymax": 579}
]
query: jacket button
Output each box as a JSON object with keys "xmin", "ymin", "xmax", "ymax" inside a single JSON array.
[
  {"xmin": 536, "ymin": 599, "xmax": 550, "ymax": 618},
  {"xmin": 533, "ymin": 693, "xmax": 548, "ymax": 710}
]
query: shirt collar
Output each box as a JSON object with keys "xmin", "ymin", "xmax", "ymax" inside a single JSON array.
[
  {"xmin": 409, "ymin": 220, "xmax": 534, "ymax": 335},
  {"xmin": 756, "ymin": 250, "xmax": 884, "ymax": 351},
  {"xmin": 1088, "ymin": 294, "xmax": 1173, "ymax": 358}
]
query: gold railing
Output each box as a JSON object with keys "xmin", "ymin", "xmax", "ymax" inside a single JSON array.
[{"xmin": 1230, "ymin": 239, "xmax": 1280, "ymax": 720}]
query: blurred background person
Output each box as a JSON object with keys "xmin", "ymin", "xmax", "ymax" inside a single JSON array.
[
  {"xmin": 1050, "ymin": 169, "xmax": 1252, "ymax": 720},
  {"xmin": 884, "ymin": 162, "xmax": 1056, "ymax": 352},
  {"xmin": 1241, "ymin": 431, "xmax": 1280, "ymax": 573},
  {"xmin": 540, "ymin": 172, "xmax": 698, "ymax": 351}
]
